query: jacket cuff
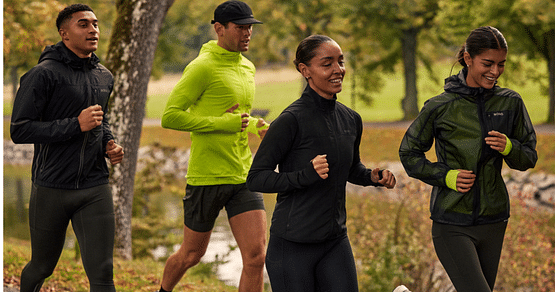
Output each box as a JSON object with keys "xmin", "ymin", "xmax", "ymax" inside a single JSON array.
[
  {"xmin": 501, "ymin": 135, "xmax": 513, "ymax": 156},
  {"xmin": 214, "ymin": 112, "xmax": 242, "ymax": 132},
  {"xmin": 446, "ymin": 170, "xmax": 459, "ymax": 191},
  {"xmin": 302, "ymin": 161, "xmax": 323, "ymax": 186}
]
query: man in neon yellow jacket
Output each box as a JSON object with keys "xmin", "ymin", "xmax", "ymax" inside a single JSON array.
[{"xmin": 157, "ymin": 1, "xmax": 268, "ymax": 292}]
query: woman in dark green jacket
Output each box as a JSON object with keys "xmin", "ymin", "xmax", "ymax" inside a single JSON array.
[{"xmin": 399, "ymin": 26, "xmax": 537, "ymax": 292}]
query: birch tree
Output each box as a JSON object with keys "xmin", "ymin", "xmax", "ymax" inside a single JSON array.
[{"xmin": 105, "ymin": 0, "xmax": 174, "ymax": 260}]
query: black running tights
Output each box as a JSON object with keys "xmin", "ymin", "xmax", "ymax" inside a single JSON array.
[
  {"xmin": 432, "ymin": 221, "xmax": 508, "ymax": 292},
  {"xmin": 265, "ymin": 234, "xmax": 358, "ymax": 292},
  {"xmin": 20, "ymin": 184, "xmax": 116, "ymax": 292}
]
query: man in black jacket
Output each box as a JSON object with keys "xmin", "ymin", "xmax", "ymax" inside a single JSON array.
[{"xmin": 10, "ymin": 4, "xmax": 123, "ymax": 292}]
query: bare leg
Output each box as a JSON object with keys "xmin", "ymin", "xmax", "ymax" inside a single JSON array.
[
  {"xmin": 229, "ymin": 210, "xmax": 267, "ymax": 292},
  {"xmin": 160, "ymin": 225, "xmax": 212, "ymax": 291}
]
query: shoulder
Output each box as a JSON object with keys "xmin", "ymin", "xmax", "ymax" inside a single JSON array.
[
  {"xmin": 94, "ymin": 62, "xmax": 113, "ymax": 76},
  {"xmin": 337, "ymin": 102, "xmax": 361, "ymax": 119},
  {"xmin": 421, "ymin": 91, "xmax": 461, "ymax": 111},
  {"xmin": 494, "ymin": 86, "xmax": 522, "ymax": 100}
]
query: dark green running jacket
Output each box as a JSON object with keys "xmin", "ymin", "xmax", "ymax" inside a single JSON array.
[{"xmin": 399, "ymin": 68, "xmax": 537, "ymax": 226}]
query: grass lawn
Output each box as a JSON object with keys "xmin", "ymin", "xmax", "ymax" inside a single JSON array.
[
  {"xmin": 142, "ymin": 64, "xmax": 551, "ymax": 124},
  {"xmin": 3, "ymin": 237, "xmax": 237, "ymax": 292}
]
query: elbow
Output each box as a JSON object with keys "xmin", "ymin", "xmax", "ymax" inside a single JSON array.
[
  {"xmin": 246, "ymin": 173, "xmax": 257, "ymax": 192},
  {"xmin": 161, "ymin": 112, "xmax": 172, "ymax": 129},
  {"xmin": 10, "ymin": 126, "xmax": 25, "ymax": 144}
]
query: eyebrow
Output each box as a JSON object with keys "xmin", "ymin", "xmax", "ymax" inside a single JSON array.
[
  {"xmin": 481, "ymin": 58, "xmax": 505, "ymax": 63},
  {"xmin": 320, "ymin": 55, "xmax": 344, "ymax": 61},
  {"xmin": 77, "ymin": 18, "xmax": 98, "ymax": 23}
]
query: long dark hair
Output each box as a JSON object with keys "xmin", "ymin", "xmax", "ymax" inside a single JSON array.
[{"xmin": 456, "ymin": 26, "xmax": 508, "ymax": 68}]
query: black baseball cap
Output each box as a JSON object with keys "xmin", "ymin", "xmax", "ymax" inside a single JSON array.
[{"xmin": 211, "ymin": 1, "xmax": 262, "ymax": 25}]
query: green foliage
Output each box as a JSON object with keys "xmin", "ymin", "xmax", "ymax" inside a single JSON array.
[{"xmin": 347, "ymin": 182, "xmax": 442, "ymax": 292}]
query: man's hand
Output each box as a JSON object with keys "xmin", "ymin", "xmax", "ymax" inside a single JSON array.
[
  {"xmin": 257, "ymin": 118, "xmax": 268, "ymax": 139},
  {"xmin": 312, "ymin": 154, "xmax": 329, "ymax": 179},
  {"xmin": 456, "ymin": 169, "xmax": 476, "ymax": 193},
  {"xmin": 371, "ymin": 168, "xmax": 396, "ymax": 189},
  {"xmin": 106, "ymin": 140, "xmax": 124, "ymax": 165},
  {"xmin": 226, "ymin": 103, "xmax": 249, "ymax": 132},
  {"xmin": 485, "ymin": 130, "xmax": 507, "ymax": 152},
  {"xmin": 79, "ymin": 104, "xmax": 103, "ymax": 132}
]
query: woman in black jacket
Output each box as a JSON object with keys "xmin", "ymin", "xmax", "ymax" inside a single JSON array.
[
  {"xmin": 247, "ymin": 35, "xmax": 396, "ymax": 292},
  {"xmin": 399, "ymin": 27, "xmax": 537, "ymax": 292}
]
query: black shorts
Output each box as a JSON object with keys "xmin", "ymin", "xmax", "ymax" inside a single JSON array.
[{"xmin": 183, "ymin": 183, "xmax": 265, "ymax": 232}]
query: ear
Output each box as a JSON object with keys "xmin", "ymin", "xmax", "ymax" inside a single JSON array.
[
  {"xmin": 463, "ymin": 52, "xmax": 472, "ymax": 67},
  {"xmin": 214, "ymin": 23, "xmax": 224, "ymax": 37},
  {"xmin": 298, "ymin": 63, "xmax": 311, "ymax": 79}
]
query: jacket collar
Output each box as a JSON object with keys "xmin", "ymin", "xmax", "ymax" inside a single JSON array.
[
  {"xmin": 302, "ymin": 84, "xmax": 337, "ymax": 112},
  {"xmin": 38, "ymin": 41, "xmax": 100, "ymax": 69},
  {"xmin": 200, "ymin": 40, "xmax": 242, "ymax": 62},
  {"xmin": 444, "ymin": 67, "xmax": 496, "ymax": 99}
]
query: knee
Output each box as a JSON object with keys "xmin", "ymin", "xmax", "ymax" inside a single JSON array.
[
  {"xmin": 173, "ymin": 248, "xmax": 205, "ymax": 270},
  {"xmin": 242, "ymin": 245, "xmax": 266, "ymax": 270},
  {"xmin": 23, "ymin": 261, "xmax": 56, "ymax": 280},
  {"xmin": 88, "ymin": 260, "xmax": 114, "ymax": 286}
]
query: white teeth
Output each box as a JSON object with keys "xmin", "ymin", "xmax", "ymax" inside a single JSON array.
[
  {"xmin": 485, "ymin": 76, "xmax": 495, "ymax": 81},
  {"xmin": 330, "ymin": 79, "xmax": 342, "ymax": 83}
]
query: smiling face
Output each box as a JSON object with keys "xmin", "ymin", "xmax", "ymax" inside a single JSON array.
[
  {"xmin": 216, "ymin": 22, "xmax": 253, "ymax": 52},
  {"xmin": 464, "ymin": 48, "xmax": 507, "ymax": 89},
  {"xmin": 298, "ymin": 41, "xmax": 345, "ymax": 99},
  {"xmin": 59, "ymin": 10, "xmax": 99, "ymax": 58}
]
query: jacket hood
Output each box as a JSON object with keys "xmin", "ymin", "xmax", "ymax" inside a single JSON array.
[
  {"xmin": 38, "ymin": 41, "xmax": 100, "ymax": 69},
  {"xmin": 444, "ymin": 68, "xmax": 497, "ymax": 98},
  {"xmin": 200, "ymin": 40, "xmax": 242, "ymax": 62}
]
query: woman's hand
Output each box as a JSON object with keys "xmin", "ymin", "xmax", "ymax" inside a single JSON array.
[
  {"xmin": 485, "ymin": 130, "xmax": 507, "ymax": 152},
  {"xmin": 456, "ymin": 169, "xmax": 476, "ymax": 193},
  {"xmin": 312, "ymin": 154, "xmax": 329, "ymax": 179},
  {"xmin": 371, "ymin": 168, "xmax": 396, "ymax": 189}
]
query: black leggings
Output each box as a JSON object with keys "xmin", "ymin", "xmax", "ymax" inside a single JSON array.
[
  {"xmin": 265, "ymin": 234, "xmax": 358, "ymax": 292},
  {"xmin": 432, "ymin": 221, "xmax": 508, "ymax": 292},
  {"xmin": 21, "ymin": 184, "xmax": 116, "ymax": 292}
]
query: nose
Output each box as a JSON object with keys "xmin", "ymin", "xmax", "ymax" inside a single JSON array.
[
  {"xmin": 332, "ymin": 62, "xmax": 344, "ymax": 74},
  {"xmin": 90, "ymin": 24, "xmax": 99, "ymax": 34},
  {"xmin": 490, "ymin": 64, "xmax": 499, "ymax": 76}
]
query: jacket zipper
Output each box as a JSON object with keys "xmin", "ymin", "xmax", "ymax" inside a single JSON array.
[{"xmin": 473, "ymin": 95, "xmax": 487, "ymax": 224}]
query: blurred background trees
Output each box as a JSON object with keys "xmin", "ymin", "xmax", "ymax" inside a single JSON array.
[{"xmin": 5, "ymin": 0, "xmax": 554, "ymax": 122}]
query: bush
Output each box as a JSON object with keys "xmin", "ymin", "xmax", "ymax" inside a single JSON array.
[{"xmin": 347, "ymin": 179, "xmax": 555, "ymax": 292}]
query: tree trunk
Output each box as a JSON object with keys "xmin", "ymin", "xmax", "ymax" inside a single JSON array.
[
  {"xmin": 547, "ymin": 29, "xmax": 555, "ymax": 124},
  {"xmin": 104, "ymin": 0, "xmax": 174, "ymax": 260},
  {"xmin": 401, "ymin": 28, "xmax": 419, "ymax": 120}
]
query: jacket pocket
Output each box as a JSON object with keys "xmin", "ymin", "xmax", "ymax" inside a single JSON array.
[{"xmin": 486, "ymin": 110, "xmax": 514, "ymax": 136}]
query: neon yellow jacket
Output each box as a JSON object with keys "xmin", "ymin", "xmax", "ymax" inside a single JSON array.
[{"xmin": 162, "ymin": 40, "xmax": 263, "ymax": 186}]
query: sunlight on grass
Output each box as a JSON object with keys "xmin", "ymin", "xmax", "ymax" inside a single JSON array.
[{"xmin": 142, "ymin": 65, "xmax": 549, "ymax": 124}]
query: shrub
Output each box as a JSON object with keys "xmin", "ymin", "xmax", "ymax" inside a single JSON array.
[{"xmin": 347, "ymin": 179, "xmax": 555, "ymax": 292}]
